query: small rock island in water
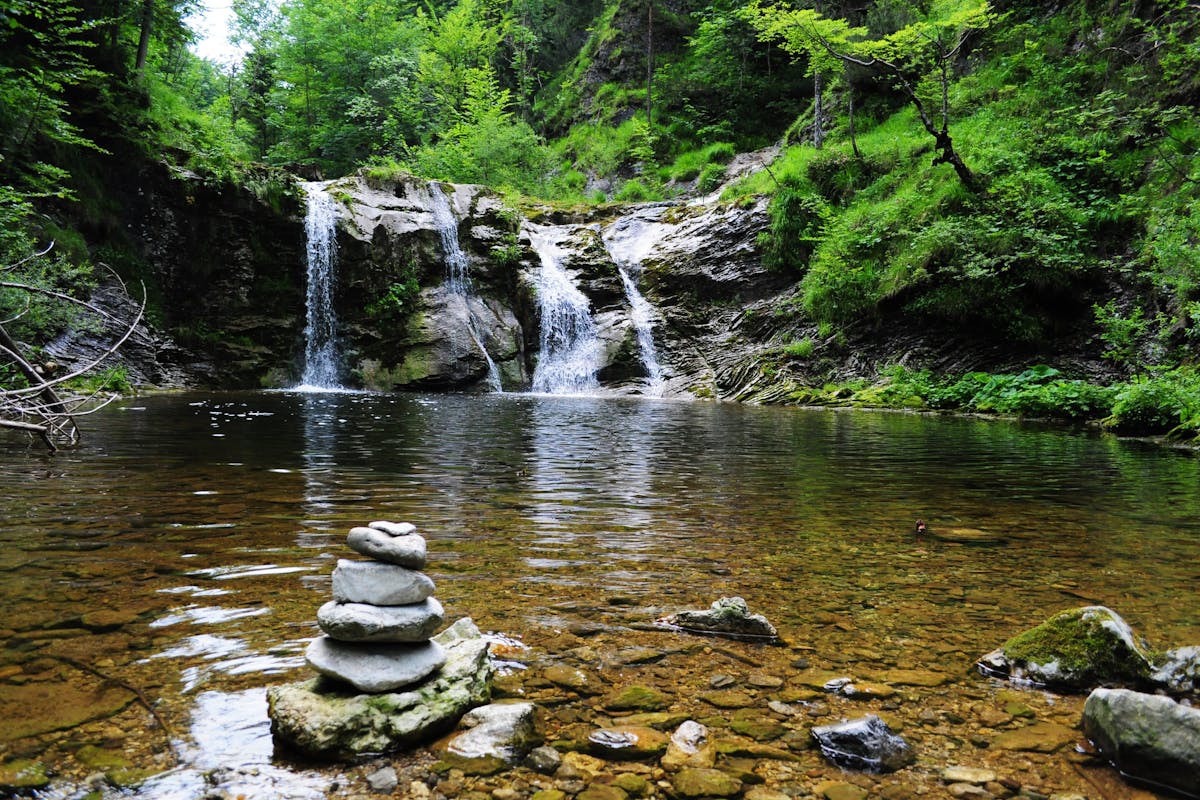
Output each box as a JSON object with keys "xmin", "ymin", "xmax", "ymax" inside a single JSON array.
[{"xmin": 267, "ymin": 521, "xmax": 493, "ymax": 759}]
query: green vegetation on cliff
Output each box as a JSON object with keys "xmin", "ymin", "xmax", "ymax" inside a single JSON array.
[{"xmin": 1, "ymin": 0, "xmax": 1197, "ymax": 437}]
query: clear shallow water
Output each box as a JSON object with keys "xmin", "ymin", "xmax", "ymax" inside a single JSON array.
[{"xmin": 1, "ymin": 392, "xmax": 1198, "ymax": 797}]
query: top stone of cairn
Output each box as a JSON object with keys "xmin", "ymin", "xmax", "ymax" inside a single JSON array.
[{"xmin": 347, "ymin": 521, "xmax": 427, "ymax": 569}]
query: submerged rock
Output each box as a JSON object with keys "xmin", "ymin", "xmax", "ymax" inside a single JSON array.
[
  {"xmin": 588, "ymin": 725, "xmax": 669, "ymax": 760},
  {"xmin": 1082, "ymin": 687, "xmax": 1200, "ymax": 797},
  {"xmin": 810, "ymin": 715, "xmax": 915, "ymax": 773},
  {"xmin": 976, "ymin": 606, "xmax": 1156, "ymax": 693},
  {"xmin": 268, "ymin": 618, "xmax": 492, "ymax": 759},
  {"xmin": 656, "ymin": 596, "xmax": 778, "ymax": 641}
]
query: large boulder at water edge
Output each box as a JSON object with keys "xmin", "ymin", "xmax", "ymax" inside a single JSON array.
[
  {"xmin": 975, "ymin": 606, "xmax": 1156, "ymax": 693},
  {"xmin": 1082, "ymin": 688, "xmax": 1200, "ymax": 797},
  {"xmin": 268, "ymin": 618, "xmax": 493, "ymax": 759},
  {"xmin": 810, "ymin": 715, "xmax": 915, "ymax": 773},
  {"xmin": 656, "ymin": 596, "xmax": 778, "ymax": 641}
]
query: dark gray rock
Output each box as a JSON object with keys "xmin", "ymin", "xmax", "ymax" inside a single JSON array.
[
  {"xmin": 268, "ymin": 618, "xmax": 493, "ymax": 760},
  {"xmin": 316, "ymin": 598, "xmax": 444, "ymax": 643},
  {"xmin": 366, "ymin": 766, "xmax": 398, "ymax": 793},
  {"xmin": 331, "ymin": 559, "xmax": 435, "ymax": 606},
  {"xmin": 657, "ymin": 596, "xmax": 778, "ymax": 640},
  {"xmin": 525, "ymin": 744, "xmax": 562, "ymax": 774},
  {"xmin": 346, "ymin": 527, "xmax": 427, "ymax": 568},
  {"xmin": 810, "ymin": 714, "xmax": 915, "ymax": 773},
  {"xmin": 1082, "ymin": 687, "xmax": 1200, "ymax": 797},
  {"xmin": 305, "ymin": 636, "xmax": 446, "ymax": 693}
]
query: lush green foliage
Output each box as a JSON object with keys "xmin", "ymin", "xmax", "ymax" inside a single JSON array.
[{"xmin": 788, "ymin": 364, "xmax": 1200, "ymax": 441}]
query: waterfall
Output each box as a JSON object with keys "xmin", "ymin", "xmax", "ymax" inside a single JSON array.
[
  {"xmin": 298, "ymin": 182, "xmax": 342, "ymax": 390},
  {"xmin": 528, "ymin": 226, "xmax": 602, "ymax": 395},
  {"xmin": 429, "ymin": 183, "xmax": 502, "ymax": 391},
  {"xmin": 602, "ymin": 214, "xmax": 669, "ymax": 396}
]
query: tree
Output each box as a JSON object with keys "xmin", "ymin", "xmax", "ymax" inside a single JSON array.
[
  {"xmin": 743, "ymin": 0, "xmax": 994, "ymax": 190},
  {"xmin": 1, "ymin": 245, "xmax": 144, "ymax": 451}
]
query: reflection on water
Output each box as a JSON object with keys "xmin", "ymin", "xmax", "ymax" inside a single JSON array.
[{"xmin": 1, "ymin": 391, "xmax": 1198, "ymax": 796}]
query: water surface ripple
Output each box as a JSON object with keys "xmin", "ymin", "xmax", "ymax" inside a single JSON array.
[{"xmin": 1, "ymin": 392, "xmax": 1197, "ymax": 797}]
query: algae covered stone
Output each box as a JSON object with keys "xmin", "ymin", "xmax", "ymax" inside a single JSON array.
[
  {"xmin": 657, "ymin": 596, "xmax": 778, "ymax": 640},
  {"xmin": 976, "ymin": 606, "xmax": 1156, "ymax": 693},
  {"xmin": 268, "ymin": 618, "xmax": 492, "ymax": 759}
]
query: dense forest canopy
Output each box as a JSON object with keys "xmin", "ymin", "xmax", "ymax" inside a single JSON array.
[{"xmin": 1, "ymin": 0, "xmax": 1199, "ymax": 439}]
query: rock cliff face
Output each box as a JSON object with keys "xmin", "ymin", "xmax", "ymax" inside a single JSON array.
[
  {"xmin": 55, "ymin": 161, "xmax": 308, "ymax": 388},
  {"xmin": 307, "ymin": 172, "xmax": 794, "ymax": 399},
  {"xmin": 99, "ymin": 160, "xmax": 1073, "ymax": 399}
]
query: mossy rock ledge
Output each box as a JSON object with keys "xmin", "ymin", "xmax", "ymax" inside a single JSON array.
[
  {"xmin": 976, "ymin": 606, "xmax": 1156, "ymax": 693},
  {"xmin": 267, "ymin": 618, "xmax": 493, "ymax": 760}
]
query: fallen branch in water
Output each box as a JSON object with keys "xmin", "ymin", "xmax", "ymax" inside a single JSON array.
[
  {"xmin": 57, "ymin": 656, "xmax": 175, "ymax": 742},
  {"xmin": 1, "ymin": 246, "xmax": 145, "ymax": 451}
]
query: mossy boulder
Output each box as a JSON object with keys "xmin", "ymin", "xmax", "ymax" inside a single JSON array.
[
  {"xmin": 976, "ymin": 606, "xmax": 1156, "ymax": 693},
  {"xmin": 267, "ymin": 618, "xmax": 493, "ymax": 759}
]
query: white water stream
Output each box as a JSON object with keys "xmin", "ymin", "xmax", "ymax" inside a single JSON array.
[
  {"xmin": 297, "ymin": 182, "xmax": 342, "ymax": 390},
  {"xmin": 528, "ymin": 226, "xmax": 602, "ymax": 394},
  {"xmin": 602, "ymin": 212, "xmax": 670, "ymax": 396},
  {"xmin": 429, "ymin": 184, "xmax": 503, "ymax": 392}
]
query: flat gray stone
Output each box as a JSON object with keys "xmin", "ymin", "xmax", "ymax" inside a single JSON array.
[
  {"xmin": 369, "ymin": 520, "xmax": 416, "ymax": 536},
  {"xmin": 268, "ymin": 618, "xmax": 493, "ymax": 759},
  {"xmin": 317, "ymin": 598, "xmax": 444, "ymax": 643},
  {"xmin": 331, "ymin": 559, "xmax": 434, "ymax": 605},
  {"xmin": 347, "ymin": 526, "xmax": 427, "ymax": 568},
  {"xmin": 306, "ymin": 636, "xmax": 446, "ymax": 693}
]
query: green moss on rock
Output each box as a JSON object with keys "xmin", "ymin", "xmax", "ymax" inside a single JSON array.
[{"xmin": 978, "ymin": 606, "xmax": 1156, "ymax": 692}]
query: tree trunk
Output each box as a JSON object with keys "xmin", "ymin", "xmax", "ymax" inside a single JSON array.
[
  {"xmin": 135, "ymin": 0, "xmax": 154, "ymax": 73},
  {"xmin": 813, "ymin": 71, "xmax": 825, "ymax": 149},
  {"xmin": 848, "ymin": 89, "xmax": 860, "ymax": 160},
  {"xmin": 646, "ymin": 0, "xmax": 654, "ymax": 126}
]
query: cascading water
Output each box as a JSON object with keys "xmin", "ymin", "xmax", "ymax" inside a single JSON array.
[
  {"xmin": 602, "ymin": 213, "xmax": 669, "ymax": 396},
  {"xmin": 429, "ymin": 183, "xmax": 502, "ymax": 391},
  {"xmin": 528, "ymin": 226, "xmax": 602, "ymax": 394},
  {"xmin": 298, "ymin": 182, "xmax": 342, "ymax": 390}
]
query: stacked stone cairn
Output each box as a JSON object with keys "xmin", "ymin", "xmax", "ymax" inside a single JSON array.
[{"xmin": 306, "ymin": 521, "xmax": 448, "ymax": 693}]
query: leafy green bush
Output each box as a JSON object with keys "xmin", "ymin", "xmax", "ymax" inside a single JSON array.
[
  {"xmin": 1093, "ymin": 300, "xmax": 1149, "ymax": 363},
  {"xmin": 1106, "ymin": 371, "xmax": 1200, "ymax": 435},
  {"xmin": 759, "ymin": 182, "xmax": 830, "ymax": 272}
]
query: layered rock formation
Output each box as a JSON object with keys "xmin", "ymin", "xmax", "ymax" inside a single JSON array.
[{"xmin": 268, "ymin": 521, "xmax": 492, "ymax": 759}]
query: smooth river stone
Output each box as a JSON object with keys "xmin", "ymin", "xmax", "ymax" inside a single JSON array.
[
  {"xmin": 317, "ymin": 598, "xmax": 444, "ymax": 643},
  {"xmin": 331, "ymin": 559, "xmax": 434, "ymax": 606},
  {"xmin": 369, "ymin": 520, "xmax": 416, "ymax": 537},
  {"xmin": 306, "ymin": 636, "xmax": 447, "ymax": 693},
  {"xmin": 347, "ymin": 527, "xmax": 427, "ymax": 568}
]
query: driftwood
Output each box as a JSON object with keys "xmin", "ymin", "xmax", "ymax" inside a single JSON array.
[{"xmin": 0, "ymin": 243, "xmax": 145, "ymax": 451}]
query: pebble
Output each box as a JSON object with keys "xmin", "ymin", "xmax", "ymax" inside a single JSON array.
[
  {"xmin": 942, "ymin": 766, "xmax": 998, "ymax": 784},
  {"xmin": 366, "ymin": 766, "xmax": 398, "ymax": 793}
]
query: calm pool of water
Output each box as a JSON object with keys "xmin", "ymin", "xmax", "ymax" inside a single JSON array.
[{"xmin": 1, "ymin": 391, "xmax": 1196, "ymax": 798}]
